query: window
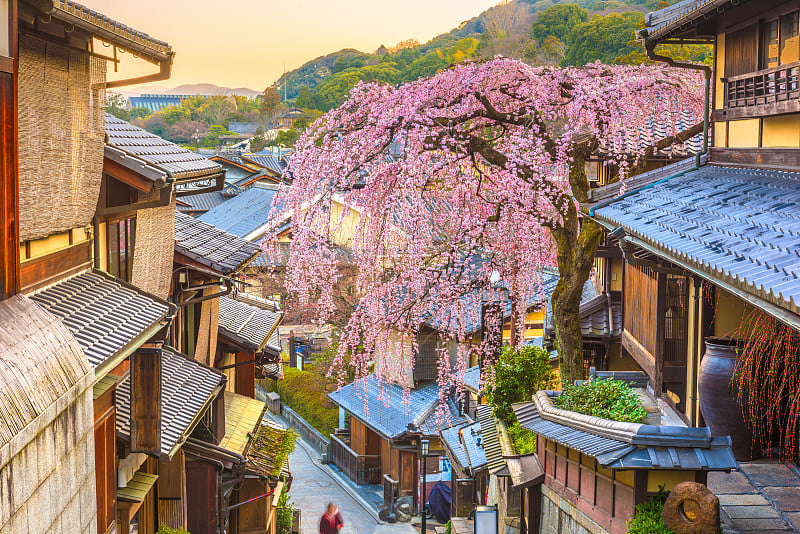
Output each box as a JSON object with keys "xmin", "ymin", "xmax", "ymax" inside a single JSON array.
[
  {"xmin": 762, "ymin": 11, "xmax": 800, "ymax": 68},
  {"xmin": 107, "ymin": 217, "xmax": 136, "ymax": 281}
]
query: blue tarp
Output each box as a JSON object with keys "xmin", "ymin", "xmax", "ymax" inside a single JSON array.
[{"xmin": 428, "ymin": 481, "xmax": 451, "ymax": 523}]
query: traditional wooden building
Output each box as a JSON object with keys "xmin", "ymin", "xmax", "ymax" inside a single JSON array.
[
  {"xmin": 440, "ymin": 420, "xmax": 489, "ymax": 518},
  {"xmin": 583, "ymin": 0, "xmax": 800, "ymax": 439},
  {"xmin": 328, "ymin": 373, "xmax": 467, "ymax": 513}
]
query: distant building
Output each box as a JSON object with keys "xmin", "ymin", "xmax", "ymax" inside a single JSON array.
[
  {"xmin": 228, "ymin": 121, "xmax": 265, "ymax": 135},
  {"xmin": 128, "ymin": 93, "xmax": 209, "ymax": 112}
]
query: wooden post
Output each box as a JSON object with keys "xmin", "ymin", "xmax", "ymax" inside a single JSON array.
[
  {"xmin": 131, "ymin": 347, "xmax": 162, "ymax": 454},
  {"xmin": 211, "ymin": 389, "xmax": 226, "ymax": 445},
  {"xmin": 655, "ymin": 272, "xmax": 667, "ymax": 396},
  {"xmin": 0, "ymin": 0, "xmax": 19, "ymax": 300}
]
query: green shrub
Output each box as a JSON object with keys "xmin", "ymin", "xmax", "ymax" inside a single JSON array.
[
  {"xmin": 156, "ymin": 526, "xmax": 190, "ymax": 534},
  {"xmin": 555, "ymin": 378, "xmax": 647, "ymax": 423},
  {"xmin": 626, "ymin": 487, "xmax": 673, "ymax": 534},
  {"xmin": 276, "ymin": 490, "xmax": 295, "ymax": 534},
  {"xmin": 484, "ymin": 344, "xmax": 555, "ymax": 424},
  {"xmin": 259, "ymin": 366, "xmax": 339, "ymax": 436},
  {"xmin": 508, "ymin": 421, "xmax": 537, "ymax": 454}
]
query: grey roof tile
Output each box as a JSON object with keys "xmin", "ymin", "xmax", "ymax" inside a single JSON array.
[
  {"xmin": 106, "ymin": 115, "xmax": 223, "ymax": 183},
  {"xmin": 218, "ymin": 294, "xmax": 283, "ymax": 356},
  {"xmin": 178, "ymin": 191, "xmax": 229, "ymax": 213},
  {"xmin": 30, "ymin": 270, "xmax": 171, "ymax": 369},
  {"xmin": 592, "ymin": 165, "xmax": 800, "ymax": 316},
  {"xmin": 513, "ymin": 401, "xmax": 737, "ymax": 470},
  {"xmin": 116, "ymin": 346, "xmax": 225, "ymax": 458},
  {"xmin": 175, "ymin": 212, "xmax": 261, "ymax": 274},
  {"xmin": 477, "ymin": 404, "xmax": 506, "ymax": 474},
  {"xmin": 198, "ymin": 184, "xmax": 282, "ymax": 238},
  {"xmin": 328, "ymin": 374, "xmax": 467, "ymax": 440}
]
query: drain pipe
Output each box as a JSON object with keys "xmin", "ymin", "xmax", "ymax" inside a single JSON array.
[{"xmin": 588, "ymin": 43, "xmax": 712, "ymax": 219}]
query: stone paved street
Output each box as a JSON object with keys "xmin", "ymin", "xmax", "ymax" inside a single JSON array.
[
  {"xmin": 265, "ymin": 411, "xmax": 417, "ymax": 534},
  {"xmin": 709, "ymin": 460, "xmax": 800, "ymax": 533}
]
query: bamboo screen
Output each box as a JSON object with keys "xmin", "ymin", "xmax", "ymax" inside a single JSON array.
[
  {"xmin": 18, "ymin": 36, "xmax": 106, "ymax": 241},
  {"xmin": 131, "ymin": 196, "xmax": 176, "ymax": 300},
  {"xmin": 623, "ymin": 263, "xmax": 658, "ymax": 358}
]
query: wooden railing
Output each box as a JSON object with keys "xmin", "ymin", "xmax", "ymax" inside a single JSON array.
[
  {"xmin": 330, "ymin": 434, "xmax": 382, "ymax": 485},
  {"xmin": 721, "ymin": 61, "xmax": 800, "ymax": 119}
]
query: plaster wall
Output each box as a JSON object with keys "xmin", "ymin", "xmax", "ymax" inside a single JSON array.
[{"xmin": 0, "ymin": 372, "xmax": 97, "ymax": 534}]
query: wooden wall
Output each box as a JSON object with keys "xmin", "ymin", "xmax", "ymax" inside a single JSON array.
[
  {"xmin": 350, "ymin": 418, "xmax": 380, "ymax": 456},
  {"xmin": 623, "ymin": 264, "xmax": 658, "ymax": 357},
  {"xmin": 186, "ymin": 459, "xmax": 218, "ymax": 534}
]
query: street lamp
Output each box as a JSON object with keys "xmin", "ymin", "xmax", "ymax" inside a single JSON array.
[
  {"xmin": 474, "ymin": 505, "xmax": 498, "ymax": 534},
  {"xmin": 420, "ymin": 439, "xmax": 429, "ymax": 533}
]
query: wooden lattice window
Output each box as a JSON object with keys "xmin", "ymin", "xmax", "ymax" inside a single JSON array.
[{"xmin": 107, "ymin": 217, "xmax": 136, "ymax": 282}]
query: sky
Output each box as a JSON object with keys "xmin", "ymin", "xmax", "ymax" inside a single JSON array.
[{"xmin": 101, "ymin": 0, "xmax": 499, "ymax": 92}]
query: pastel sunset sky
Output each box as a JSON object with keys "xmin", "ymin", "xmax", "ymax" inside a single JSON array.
[{"xmin": 101, "ymin": 0, "xmax": 499, "ymax": 91}]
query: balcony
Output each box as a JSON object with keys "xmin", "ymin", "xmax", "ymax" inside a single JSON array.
[
  {"xmin": 330, "ymin": 433, "xmax": 382, "ymax": 485},
  {"xmin": 716, "ymin": 61, "xmax": 800, "ymax": 120}
]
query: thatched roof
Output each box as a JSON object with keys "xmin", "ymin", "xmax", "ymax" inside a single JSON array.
[{"xmin": 0, "ymin": 295, "xmax": 90, "ymax": 447}]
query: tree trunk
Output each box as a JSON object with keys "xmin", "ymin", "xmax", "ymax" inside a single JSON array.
[{"xmin": 551, "ymin": 217, "xmax": 602, "ymax": 385}]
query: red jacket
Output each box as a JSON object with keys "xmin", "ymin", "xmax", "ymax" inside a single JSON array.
[{"xmin": 320, "ymin": 511, "xmax": 344, "ymax": 534}]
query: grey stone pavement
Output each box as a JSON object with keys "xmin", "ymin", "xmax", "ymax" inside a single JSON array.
[
  {"xmin": 264, "ymin": 411, "xmax": 417, "ymax": 534},
  {"xmin": 709, "ymin": 460, "xmax": 800, "ymax": 533}
]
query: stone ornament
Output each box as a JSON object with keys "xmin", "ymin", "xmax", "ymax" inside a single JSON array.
[{"xmin": 662, "ymin": 481, "xmax": 720, "ymax": 534}]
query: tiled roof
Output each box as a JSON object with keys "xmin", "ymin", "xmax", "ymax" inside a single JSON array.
[
  {"xmin": 586, "ymin": 155, "xmax": 708, "ymax": 203},
  {"xmin": 175, "ymin": 212, "xmax": 261, "ymax": 274},
  {"xmin": 513, "ymin": 401, "xmax": 737, "ymax": 470},
  {"xmin": 328, "ymin": 374, "xmax": 467, "ymax": 440},
  {"xmin": 245, "ymin": 419, "xmax": 292, "ymax": 477},
  {"xmin": 242, "ymin": 154, "xmax": 285, "ymax": 176},
  {"xmin": 106, "ymin": 115, "xmax": 223, "ymax": 183},
  {"xmin": 641, "ymin": 0, "xmax": 723, "ymax": 41},
  {"xmin": 198, "ymin": 184, "xmax": 281, "ymax": 239},
  {"xmin": 30, "ymin": 270, "xmax": 171, "ymax": 372},
  {"xmin": 462, "ymin": 366, "xmax": 480, "ymax": 394},
  {"xmin": 177, "ymin": 191, "xmax": 229, "ymax": 214},
  {"xmin": 220, "ymin": 391, "xmax": 266, "ymax": 455},
  {"xmin": 440, "ymin": 425, "xmax": 470, "ymax": 469},
  {"xmin": 459, "ymin": 421, "xmax": 488, "ymax": 472},
  {"xmin": 580, "ymin": 292, "xmax": 622, "ymax": 338},
  {"xmin": 116, "ymin": 347, "xmax": 226, "ymax": 459},
  {"xmin": 228, "ymin": 122, "xmax": 264, "ymax": 135},
  {"xmin": 591, "ymin": 165, "xmax": 800, "ymax": 317},
  {"xmin": 218, "ymin": 294, "xmax": 283, "ymax": 356},
  {"xmin": 477, "ymin": 404, "xmax": 506, "ymax": 474},
  {"xmin": 598, "ymin": 110, "xmax": 703, "ymax": 158},
  {"xmin": 50, "ymin": 1, "xmax": 171, "ymax": 62}
]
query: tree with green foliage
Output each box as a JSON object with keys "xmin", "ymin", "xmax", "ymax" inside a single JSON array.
[
  {"xmin": 233, "ymin": 94, "xmax": 260, "ymax": 114},
  {"xmin": 563, "ymin": 11, "xmax": 643, "ymax": 66},
  {"xmin": 250, "ymin": 126, "xmax": 268, "ymax": 153},
  {"xmin": 555, "ymin": 378, "xmax": 648, "ymax": 423},
  {"xmin": 203, "ymin": 125, "xmax": 237, "ymax": 148},
  {"xmin": 105, "ymin": 92, "xmax": 130, "ymax": 121},
  {"xmin": 295, "ymin": 86, "xmax": 316, "ymax": 110},
  {"xmin": 276, "ymin": 490, "xmax": 295, "ymax": 534},
  {"xmin": 531, "ymin": 4, "xmax": 588, "ymax": 45},
  {"xmin": 130, "ymin": 107, "xmax": 151, "ymax": 120},
  {"xmin": 484, "ymin": 344, "xmax": 555, "ymax": 424},
  {"xmin": 161, "ymin": 105, "xmax": 190, "ymax": 126}
]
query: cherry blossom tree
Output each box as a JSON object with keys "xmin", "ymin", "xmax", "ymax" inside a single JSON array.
[{"xmin": 269, "ymin": 57, "xmax": 704, "ymax": 386}]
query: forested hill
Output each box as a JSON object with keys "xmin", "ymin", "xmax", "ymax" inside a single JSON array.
[{"xmin": 272, "ymin": 0, "xmax": 703, "ymax": 111}]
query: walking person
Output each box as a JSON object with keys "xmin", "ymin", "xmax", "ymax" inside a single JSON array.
[{"xmin": 320, "ymin": 501, "xmax": 344, "ymax": 534}]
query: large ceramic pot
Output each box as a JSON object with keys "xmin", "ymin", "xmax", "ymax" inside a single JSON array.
[{"xmin": 698, "ymin": 337, "xmax": 757, "ymax": 461}]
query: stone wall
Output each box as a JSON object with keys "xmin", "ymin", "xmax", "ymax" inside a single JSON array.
[
  {"xmin": 0, "ymin": 372, "xmax": 97, "ymax": 534},
  {"xmin": 539, "ymin": 484, "xmax": 607, "ymax": 534}
]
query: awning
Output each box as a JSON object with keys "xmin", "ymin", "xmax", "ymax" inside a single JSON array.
[
  {"xmin": 116, "ymin": 347, "xmax": 226, "ymax": 460},
  {"xmin": 506, "ymin": 454, "xmax": 545, "ymax": 491},
  {"xmin": 244, "ymin": 420, "xmax": 293, "ymax": 478},
  {"xmin": 590, "ymin": 165, "xmax": 800, "ymax": 325},
  {"xmin": 218, "ymin": 294, "xmax": 283, "ymax": 357},
  {"xmin": 30, "ymin": 270, "xmax": 173, "ymax": 378},
  {"xmin": 220, "ymin": 391, "xmax": 267, "ymax": 456},
  {"xmin": 117, "ymin": 471, "xmax": 158, "ymax": 502},
  {"xmin": 175, "ymin": 212, "xmax": 261, "ymax": 275}
]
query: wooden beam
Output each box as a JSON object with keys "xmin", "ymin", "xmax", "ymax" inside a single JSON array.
[
  {"xmin": 103, "ymin": 158, "xmax": 158, "ymax": 193},
  {"xmin": 621, "ymin": 329, "xmax": 656, "ymax": 380},
  {"xmin": 710, "ymin": 147, "xmax": 800, "ymax": 172},
  {"xmin": 654, "ymin": 272, "xmax": 666, "ymax": 395},
  {"xmin": 131, "ymin": 348, "xmax": 162, "ymax": 455},
  {"xmin": 19, "ymin": 240, "xmax": 91, "ymax": 293}
]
